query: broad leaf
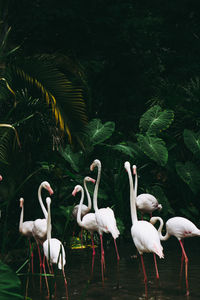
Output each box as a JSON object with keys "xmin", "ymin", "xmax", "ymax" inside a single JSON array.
[
  {"xmin": 137, "ymin": 134, "xmax": 168, "ymax": 166},
  {"xmin": 139, "ymin": 105, "xmax": 174, "ymax": 135},
  {"xmin": 86, "ymin": 119, "xmax": 115, "ymax": 145},
  {"xmin": 0, "ymin": 261, "xmax": 23, "ymax": 300},
  {"xmin": 59, "ymin": 145, "xmax": 83, "ymax": 173},
  {"xmin": 107, "ymin": 143, "xmax": 135, "ymax": 157},
  {"xmin": 147, "ymin": 185, "xmax": 174, "ymax": 217},
  {"xmin": 176, "ymin": 161, "xmax": 200, "ymax": 194},
  {"xmin": 183, "ymin": 129, "xmax": 200, "ymax": 155}
]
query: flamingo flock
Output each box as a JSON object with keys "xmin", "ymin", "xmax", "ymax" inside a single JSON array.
[{"xmin": 13, "ymin": 159, "xmax": 200, "ymax": 298}]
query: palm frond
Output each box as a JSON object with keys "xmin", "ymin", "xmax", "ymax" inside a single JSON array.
[{"xmin": 6, "ymin": 57, "xmax": 88, "ymax": 142}]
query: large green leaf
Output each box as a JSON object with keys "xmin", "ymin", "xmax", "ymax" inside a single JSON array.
[
  {"xmin": 86, "ymin": 119, "xmax": 115, "ymax": 146},
  {"xmin": 183, "ymin": 129, "xmax": 200, "ymax": 155},
  {"xmin": 137, "ymin": 134, "xmax": 168, "ymax": 166},
  {"xmin": 147, "ymin": 185, "xmax": 174, "ymax": 217},
  {"xmin": 59, "ymin": 145, "xmax": 83, "ymax": 173},
  {"xmin": 139, "ymin": 105, "xmax": 174, "ymax": 135},
  {"xmin": 106, "ymin": 143, "xmax": 135, "ymax": 157},
  {"xmin": 176, "ymin": 161, "xmax": 200, "ymax": 194},
  {"xmin": 0, "ymin": 261, "xmax": 23, "ymax": 300}
]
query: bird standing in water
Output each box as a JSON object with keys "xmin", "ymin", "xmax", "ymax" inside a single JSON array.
[{"xmin": 150, "ymin": 215, "xmax": 200, "ymax": 296}]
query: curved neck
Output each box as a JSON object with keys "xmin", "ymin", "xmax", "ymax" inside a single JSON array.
[
  {"xmin": 127, "ymin": 165, "xmax": 138, "ymax": 224},
  {"xmin": 77, "ymin": 187, "xmax": 84, "ymax": 226},
  {"xmin": 93, "ymin": 163, "xmax": 101, "ymax": 212},
  {"xmin": 38, "ymin": 183, "xmax": 48, "ymax": 219},
  {"xmin": 47, "ymin": 201, "xmax": 51, "ymax": 240},
  {"xmin": 19, "ymin": 204, "xmax": 24, "ymax": 231},
  {"xmin": 153, "ymin": 216, "xmax": 170, "ymax": 241},
  {"xmin": 134, "ymin": 169, "xmax": 138, "ymax": 198},
  {"xmin": 84, "ymin": 179, "xmax": 92, "ymax": 210}
]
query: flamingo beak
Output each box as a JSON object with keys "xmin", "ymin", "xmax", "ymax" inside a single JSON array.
[
  {"xmin": 72, "ymin": 188, "xmax": 77, "ymax": 197},
  {"xmin": 90, "ymin": 163, "xmax": 94, "ymax": 171},
  {"xmin": 90, "ymin": 178, "xmax": 96, "ymax": 184},
  {"xmin": 0, "ymin": 175, "xmax": 2, "ymax": 181},
  {"xmin": 48, "ymin": 187, "xmax": 54, "ymax": 195}
]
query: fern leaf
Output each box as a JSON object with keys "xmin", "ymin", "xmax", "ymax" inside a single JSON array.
[
  {"xmin": 139, "ymin": 105, "xmax": 174, "ymax": 135},
  {"xmin": 137, "ymin": 134, "xmax": 168, "ymax": 166}
]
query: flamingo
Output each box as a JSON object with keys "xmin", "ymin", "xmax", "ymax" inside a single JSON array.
[
  {"xmin": 124, "ymin": 161, "xmax": 164, "ymax": 292},
  {"xmin": 19, "ymin": 197, "xmax": 34, "ymax": 273},
  {"xmin": 72, "ymin": 184, "xmax": 99, "ymax": 273},
  {"xmin": 90, "ymin": 159, "xmax": 120, "ymax": 283},
  {"xmin": 32, "ymin": 181, "xmax": 54, "ymax": 282},
  {"xmin": 72, "ymin": 176, "xmax": 94, "ymax": 242},
  {"xmin": 133, "ymin": 165, "xmax": 162, "ymax": 219},
  {"xmin": 150, "ymin": 216, "xmax": 200, "ymax": 295},
  {"xmin": 43, "ymin": 197, "xmax": 68, "ymax": 299}
]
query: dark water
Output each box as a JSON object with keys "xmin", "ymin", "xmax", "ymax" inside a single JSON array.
[{"xmin": 22, "ymin": 237, "xmax": 200, "ymax": 300}]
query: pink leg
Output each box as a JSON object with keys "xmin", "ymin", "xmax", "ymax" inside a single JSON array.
[
  {"xmin": 62, "ymin": 268, "xmax": 68, "ymax": 300},
  {"xmin": 37, "ymin": 242, "xmax": 43, "ymax": 290},
  {"xmin": 28, "ymin": 239, "xmax": 34, "ymax": 274},
  {"xmin": 91, "ymin": 234, "xmax": 95, "ymax": 276},
  {"xmin": 100, "ymin": 234, "xmax": 105, "ymax": 284},
  {"xmin": 153, "ymin": 253, "xmax": 159, "ymax": 279},
  {"xmin": 179, "ymin": 240, "xmax": 184, "ymax": 286},
  {"xmin": 179, "ymin": 240, "xmax": 189, "ymax": 296},
  {"xmin": 114, "ymin": 239, "xmax": 120, "ymax": 261},
  {"xmin": 140, "ymin": 254, "xmax": 148, "ymax": 297},
  {"xmin": 43, "ymin": 255, "xmax": 50, "ymax": 298}
]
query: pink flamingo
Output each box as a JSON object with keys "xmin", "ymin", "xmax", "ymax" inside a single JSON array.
[
  {"xmin": 125, "ymin": 161, "xmax": 164, "ymax": 295},
  {"xmin": 150, "ymin": 215, "xmax": 200, "ymax": 296},
  {"xmin": 90, "ymin": 159, "xmax": 120, "ymax": 283},
  {"xmin": 72, "ymin": 183, "xmax": 99, "ymax": 274},
  {"xmin": 19, "ymin": 197, "xmax": 34, "ymax": 273}
]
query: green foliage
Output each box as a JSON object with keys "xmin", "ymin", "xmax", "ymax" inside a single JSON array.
[
  {"xmin": 183, "ymin": 129, "xmax": 200, "ymax": 156},
  {"xmin": 137, "ymin": 134, "xmax": 168, "ymax": 166},
  {"xmin": 0, "ymin": 261, "xmax": 23, "ymax": 300},
  {"xmin": 176, "ymin": 161, "xmax": 200, "ymax": 194},
  {"xmin": 139, "ymin": 105, "xmax": 174, "ymax": 135}
]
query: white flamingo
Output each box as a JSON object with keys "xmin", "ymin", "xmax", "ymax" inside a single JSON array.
[
  {"xmin": 72, "ymin": 176, "xmax": 95, "ymax": 242},
  {"xmin": 90, "ymin": 159, "xmax": 120, "ymax": 283},
  {"xmin": 133, "ymin": 165, "xmax": 162, "ymax": 218},
  {"xmin": 32, "ymin": 181, "xmax": 54, "ymax": 280},
  {"xmin": 19, "ymin": 197, "xmax": 34, "ymax": 273},
  {"xmin": 125, "ymin": 161, "xmax": 164, "ymax": 291},
  {"xmin": 72, "ymin": 176, "xmax": 94, "ymax": 219},
  {"xmin": 72, "ymin": 184, "xmax": 99, "ymax": 257},
  {"xmin": 43, "ymin": 197, "xmax": 68, "ymax": 299},
  {"xmin": 150, "ymin": 216, "xmax": 200, "ymax": 296}
]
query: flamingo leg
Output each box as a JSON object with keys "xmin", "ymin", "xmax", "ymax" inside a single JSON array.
[
  {"xmin": 140, "ymin": 254, "xmax": 148, "ymax": 297},
  {"xmin": 37, "ymin": 242, "xmax": 43, "ymax": 290},
  {"xmin": 179, "ymin": 240, "xmax": 189, "ymax": 296},
  {"xmin": 100, "ymin": 234, "xmax": 105, "ymax": 283},
  {"xmin": 62, "ymin": 268, "xmax": 69, "ymax": 300},
  {"xmin": 42, "ymin": 255, "xmax": 50, "ymax": 298},
  {"xmin": 113, "ymin": 239, "xmax": 120, "ymax": 261},
  {"xmin": 91, "ymin": 233, "xmax": 95, "ymax": 276},
  {"xmin": 179, "ymin": 239, "xmax": 184, "ymax": 286},
  {"xmin": 153, "ymin": 253, "xmax": 159, "ymax": 280},
  {"xmin": 28, "ymin": 239, "xmax": 34, "ymax": 274}
]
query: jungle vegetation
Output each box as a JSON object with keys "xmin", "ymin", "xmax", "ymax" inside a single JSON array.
[{"xmin": 0, "ymin": 0, "xmax": 200, "ymax": 297}]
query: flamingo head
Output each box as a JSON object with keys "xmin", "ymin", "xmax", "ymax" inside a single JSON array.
[
  {"xmin": 149, "ymin": 216, "xmax": 157, "ymax": 225},
  {"xmin": 19, "ymin": 197, "xmax": 24, "ymax": 208},
  {"xmin": 42, "ymin": 181, "xmax": 54, "ymax": 195},
  {"xmin": 0, "ymin": 175, "xmax": 2, "ymax": 181},
  {"xmin": 72, "ymin": 185, "xmax": 82, "ymax": 197},
  {"xmin": 132, "ymin": 165, "xmax": 137, "ymax": 175},
  {"xmin": 46, "ymin": 197, "xmax": 51, "ymax": 206},
  {"xmin": 84, "ymin": 176, "xmax": 96, "ymax": 184},
  {"xmin": 90, "ymin": 159, "xmax": 101, "ymax": 171},
  {"xmin": 124, "ymin": 161, "xmax": 130, "ymax": 171}
]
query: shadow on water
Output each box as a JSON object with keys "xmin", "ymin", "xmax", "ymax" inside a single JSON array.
[{"xmin": 20, "ymin": 237, "xmax": 200, "ymax": 300}]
